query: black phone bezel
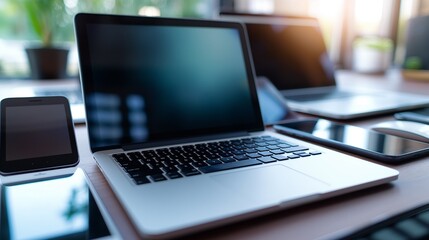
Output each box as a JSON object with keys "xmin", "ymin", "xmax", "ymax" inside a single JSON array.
[{"xmin": 0, "ymin": 97, "xmax": 79, "ymax": 175}]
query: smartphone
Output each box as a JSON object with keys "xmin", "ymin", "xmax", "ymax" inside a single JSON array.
[
  {"xmin": 274, "ymin": 119, "xmax": 429, "ymax": 163},
  {"xmin": 0, "ymin": 97, "xmax": 79, "ymax": 175}
]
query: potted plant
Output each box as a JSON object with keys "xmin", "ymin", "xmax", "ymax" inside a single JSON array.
[
  {"xmin": 352, "ymin": 36, "xmax": 393, "ymax": 74},
  {"xmin": 23, "ymin": 0, "xmax": 69, "ymax": 80}
]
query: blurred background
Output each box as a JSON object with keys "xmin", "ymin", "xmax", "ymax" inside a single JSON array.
[{"xmin": 0, "ymin": 0, "xmax": 428, "ymax": 80}]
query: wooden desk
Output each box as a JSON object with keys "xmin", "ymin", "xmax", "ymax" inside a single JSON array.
[{"xmin": 75, "ymin": 70, "xmax": 429, "ymax": 239}]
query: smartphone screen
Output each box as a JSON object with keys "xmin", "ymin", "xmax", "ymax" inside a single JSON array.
[
  {"xmin": 274, "ymin": 119, "xmax": 429, "ymax": 161},
  {"xmin": 5, "ymin": 104, "xmax": 72, "ymax": 161}
]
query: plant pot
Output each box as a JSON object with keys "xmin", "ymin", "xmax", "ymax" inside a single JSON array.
[
  {"xmin": 25, "ymin": 47, "xmax": 69, "ymax": 80},
  {"xmin": 353, "ymin": 47, "xmax": 391, "ymax": 73},
  {"xmin": 352, "ymin": 37, "xmax": 393, "ymax": 74}
]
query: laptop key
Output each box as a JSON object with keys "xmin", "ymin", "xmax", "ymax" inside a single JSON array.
[
  {"xmin": 150, "ymin": 174, "xmax": 167, "ymax": 182},
  {"xmin": 199, "ymin": 159, "xmax": 262, "ymax": 173},
  {"xmin": 162, "ymin": 166, "xmax": 178, "ymax": 173},
  {"xmin": 206, "ymin": 159, "xmax": 222, "ymax": 165},
  {"xmin": 192, "ymin": 161, "xmax": 209, "ymax": 168},
  {"xmin": 177, "ymin": 163, "xmax": 194, "ymax": 171},
  {"xmin": 256, "ymin": 142, "xmax": 269, "ymax": 147},
  {"xmin": 258, "ymin": 151, "xmax": 273, "ymax": 156},
  {"xmin": 192, "ymin": 156, "xmax": 208, "ymax": 162},
  {"xmin": 163, "ymin": 159, "xmax": 180, "ymax": 167},
  {"xmin": 112, "ymin": 153, "xmax": 129, "ymax": 163},
  {"xmin": 244, "ymin": 148, "xmax": 258, "ymax": 153},
  {"xmin": 134, "ymin": 177, "xmax": 151, "ymax": 185},
  {"xmin": 234, "ymin": 154, "xmax": 249, "ymax": 161},
  {"xmin": 141, "ymin": 168, "xmax": 163, "ymax": 176},
  {"xmin": 166, "ymin": 171, "xmax": 183, "ymax": 179},
  {"xmin": 294, "ymin": 152, "xmax": 311, "ymax": 157},
  {"xmin": 121, "ymin": 160, "xmax": 142, "ymax": 169},
  {"xmin": 232, "ymin": 150, "xmax": 245, "ymax": 155},
  {"xmin": 220, "ymin": 157, "xmax": 235, "ymax": 163},
  {"xmin": 256, "ymin": 146, "xmax": 269, "ymax": 151},
  {"xmin": 129, "ymin": 172, "xmax": 143, "ymax": 179},
  {"xmin": 124, "ymin": 167, "xmax": 141, "ymax": 173},
  {"xmin": 293, "ymin": 151, "xmax": 308, "ymax": 155},
  {"xmin": 246, "ymin": 153, "xmax": 261, "ymax": 158},
  {"xmin": 205, "ymin": 154, "xmax": 219, "ymax": 159},
  {"xmin": 177, "ymin": 164, "xmax": 201, "ymax": 176},
  {"xmin": 232, "ymin": 145, "xmax": 246, "ymax": 151},
  {"xmin": 283, "ymin": 146, "xmax": 309, "ymax": 153},
  {"xmin": 219, "ymin": 152, "xmax": 233, "ymax": 157},
  {"xmin": 270, "ymin": 149, "xmax": 284, "ymax": 154},
  {"xmin": 273, "ymin": 155, "xmax": 288, "ymax": 161},
  {"xmin": 258, "ymin": 156, "xmax": 276, "ymax": 163},
  {"xmin": 267, "ymin": 145, "xmax": 280, "ymax": 150},
  {"xmin": 181, "ymin": 168, "xmax": 201, "ymax": 176}
]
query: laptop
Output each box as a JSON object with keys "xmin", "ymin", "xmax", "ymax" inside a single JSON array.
[
  {"xmin": 219, "ymin": 13, "xmax": 429, "ymax": 119},
  {"xmin": 74, "ymin": 13, "xmax": 398, "ymax": 239}
]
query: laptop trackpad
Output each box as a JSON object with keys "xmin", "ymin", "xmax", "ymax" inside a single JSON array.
[{"xmin": 211, "ymin": 165, "xmax": 328, "ymax": 204}]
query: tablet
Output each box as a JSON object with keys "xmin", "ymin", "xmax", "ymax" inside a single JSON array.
[
  {"xmin": 274, "ymin": 119, "xmax": 429, "ymax": 163},
  {"xmin": 0, "ymin": 97, "xmax": 79, "ymax": 175},
  {"xmin": 0, "ymin": 168, "xmax": 119, "ymax": 239}
]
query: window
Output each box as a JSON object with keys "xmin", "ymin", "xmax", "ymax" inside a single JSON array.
[
  {"xmin": 222, "ymin": 0, "xmax": 424, "ymax": 70},
  {"xmin": 1, "ymin": 0, "xmax": 425, "ymax": 79},
  {"xmin": 0, "ymin": 0, "xmax": 215, "ymax": 79}
]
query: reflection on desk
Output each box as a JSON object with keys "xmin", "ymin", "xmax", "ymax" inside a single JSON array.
[{"xmin": 0, "ymin": 168, "xmax": 117, "ymax": 240}]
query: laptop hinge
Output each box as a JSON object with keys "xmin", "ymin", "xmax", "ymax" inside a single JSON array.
[{"xmin": 122, "ymin": 132, "xmax": 250, "ymax": 151}]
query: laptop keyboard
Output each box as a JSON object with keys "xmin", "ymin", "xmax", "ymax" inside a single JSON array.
[{"xmin": 112, "ymin": 136, "xmax": 321, "ymax": 185}]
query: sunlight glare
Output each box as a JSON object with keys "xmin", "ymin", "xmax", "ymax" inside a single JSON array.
[{"xmin": 138, "ymin": 6, "xmax": 161, "ymax": 17}]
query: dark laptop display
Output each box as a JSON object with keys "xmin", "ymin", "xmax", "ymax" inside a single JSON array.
[
  {"xmin": 76, "ymin": 17, "xmax": 263, "ymax": 150},
  {"xmin": 244, "ymin": 17, "xmax": 336, "ymax": 90}
]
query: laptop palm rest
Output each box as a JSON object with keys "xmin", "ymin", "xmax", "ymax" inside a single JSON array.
[{"xmin": 211, "ymin": 165, "xmax": 327, "ymax": 204}]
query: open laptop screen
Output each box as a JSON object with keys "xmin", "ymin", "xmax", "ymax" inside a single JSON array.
[
  {"xmin": 222, "ymin": 15, "xmax": 336, "ymax": 90},
  {"xmin": 75, "ymin": 15, "xmax": 263, "ymax": 150}
]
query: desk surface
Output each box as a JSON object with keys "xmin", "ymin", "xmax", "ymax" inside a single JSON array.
[{"xmin": 73, "ymin": 70, "xmax": 429, "ymax": 239}]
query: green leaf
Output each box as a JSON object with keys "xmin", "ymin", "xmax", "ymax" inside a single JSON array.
[
  {"xmin": 404, "ymin": 56, "xmax": 423, "ymax": 70},
  {"xmin": 22, "ymin": 0, "xmax": 43, "ymax": 41}
]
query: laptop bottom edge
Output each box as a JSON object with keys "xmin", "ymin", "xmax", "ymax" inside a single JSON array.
[
  {"xmin": 140, "ymin": 178, "xmax": 397, "ymax": 240},
  {"xmin": 93, "ymin": 132, "xmax": 398, "ymax": 239}
]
